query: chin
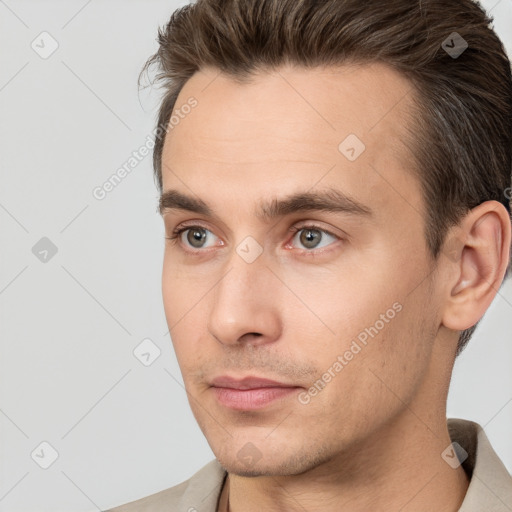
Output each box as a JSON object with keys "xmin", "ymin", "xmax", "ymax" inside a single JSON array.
[
  {"xmin": 214, "ymin": 445, "xmax": 329, "ymax": 478},
  {"xmin": 217, "ymin": 458, "xmax": 295, "ymax": 477}
]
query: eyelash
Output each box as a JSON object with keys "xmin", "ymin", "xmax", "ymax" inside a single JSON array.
[{"xmin": 166, "ymin": 222, "xmax": 341, "ymax": 256}]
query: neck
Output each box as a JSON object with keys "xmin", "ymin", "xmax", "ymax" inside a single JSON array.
[{"xmin": 222, "ymin": 412, "xmax": 470, "ymax": 512}]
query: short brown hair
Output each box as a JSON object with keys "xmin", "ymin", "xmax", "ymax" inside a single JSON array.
[{"xmin": 142, "ymin": 0, "xmax": 512, "ymax": 355}]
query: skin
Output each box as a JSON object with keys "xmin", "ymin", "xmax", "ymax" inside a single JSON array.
[{"xmin": 159, "ymin": 63, "xmax": 511, "ymax": 512}]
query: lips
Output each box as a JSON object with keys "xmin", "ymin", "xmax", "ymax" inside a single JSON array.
[
  {"xmin": 210, "ymin": 375, "xmax": 297, "ymax": 389},
  {"xmin": 209, "ymin": 375, "xmax": 302, "ymax": 410}
]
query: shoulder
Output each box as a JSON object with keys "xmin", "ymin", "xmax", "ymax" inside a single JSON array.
[
  {"xmin": 105, "ymin": 459, "xmax": 227, "ymax": 512},
  {"xmin": 448, "ymin": 418, "xmax": 512, "ymax": 511}
]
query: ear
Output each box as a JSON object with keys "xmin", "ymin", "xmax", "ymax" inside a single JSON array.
[{"xmin": 441, "ymin": 200, "xmax": 511, "ymax": 332}]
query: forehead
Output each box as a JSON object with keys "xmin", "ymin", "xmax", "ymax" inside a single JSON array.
[{"xmin": 161, "ymin": 62, "xmax": 422, "ymax": 222}]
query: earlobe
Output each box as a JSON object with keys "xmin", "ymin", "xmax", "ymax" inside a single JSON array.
[{"xmin": 441, "ymin": 201, "xmax": 511, "ymax": 332}]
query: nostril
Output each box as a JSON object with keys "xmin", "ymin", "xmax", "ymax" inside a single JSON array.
[{"xmin": 238, "ymin": 332, "xmax": 263, "ymax": 343}]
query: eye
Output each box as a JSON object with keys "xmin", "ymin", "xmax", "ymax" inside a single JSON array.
[
  {"xmin": 167, "ymin": 225, "xmax": 220, "ymax": 250},
  {"xmin": 287, "ymin": 224, "xmax": 340, "ymax": 251}
]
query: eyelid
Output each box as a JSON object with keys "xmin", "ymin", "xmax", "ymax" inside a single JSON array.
[{"xmin": 288, "ymin": 221, "xmax": 342, "ymax": 237}]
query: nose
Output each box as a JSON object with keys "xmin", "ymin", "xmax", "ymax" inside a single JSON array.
[{"xmin": 207, "ymin": 247, "xmax": 282, "ymax": 347}]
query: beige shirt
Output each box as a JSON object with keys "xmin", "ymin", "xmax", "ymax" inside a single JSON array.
[{"xmin": 106, "ymin": 418, "xmax": 512, "ymax": 511}]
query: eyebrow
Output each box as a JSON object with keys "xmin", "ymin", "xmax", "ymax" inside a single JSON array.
[{"xmin": 159, "ymin": 188, "xmax": 373, "ymax": 221}]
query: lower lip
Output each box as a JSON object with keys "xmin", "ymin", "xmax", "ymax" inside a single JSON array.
[{"xmin": 212, "ymin": 386, "xmax": 300, "ymax": 410}]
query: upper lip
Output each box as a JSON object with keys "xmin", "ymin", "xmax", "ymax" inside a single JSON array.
[{"xmin": 210, "ymin": 375, "xmax": 299, "ymax": 390}]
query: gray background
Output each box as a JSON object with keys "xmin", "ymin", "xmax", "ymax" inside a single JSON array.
[{"xmin": 0, "ymin": 1, "xmax": 511, "ymax": 510}]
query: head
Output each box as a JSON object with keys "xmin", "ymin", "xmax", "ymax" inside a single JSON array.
[{"xmin": 145, "ymin": 0, "xmax": 512, "ymax": 477}]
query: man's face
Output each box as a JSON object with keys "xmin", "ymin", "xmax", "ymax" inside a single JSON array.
[{"xmin": 160, "ymin": 63, "xmax": 443, "ymax": 476}]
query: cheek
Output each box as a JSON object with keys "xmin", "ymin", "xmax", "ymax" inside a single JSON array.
[
  {"xmin": 161, "ymin": 259, "xmax": 206, "ymax": 369},
  {"xmin": 303, "ymin": 308, "xmax": 431, "ymax": 443},
  {"xmin": 290, "ymin": 256, "xmax": 432, "ymax": 395},
  {"xmin": 161, "ymin": 254, "xmax": 211, "ymax": 324},
  {"xmin": 277, "ymin": 261, "xmax": 402, "ymax": 356}
]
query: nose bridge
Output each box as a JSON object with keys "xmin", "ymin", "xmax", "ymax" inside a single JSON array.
[{"xmin": 207, "ymin": 241, "xmax": 281, "ymax": 345}]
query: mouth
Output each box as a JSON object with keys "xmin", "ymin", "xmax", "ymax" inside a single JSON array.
[{"xmin": 209, "ymin": 375, "xmax": 302, "ymax": 410}]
